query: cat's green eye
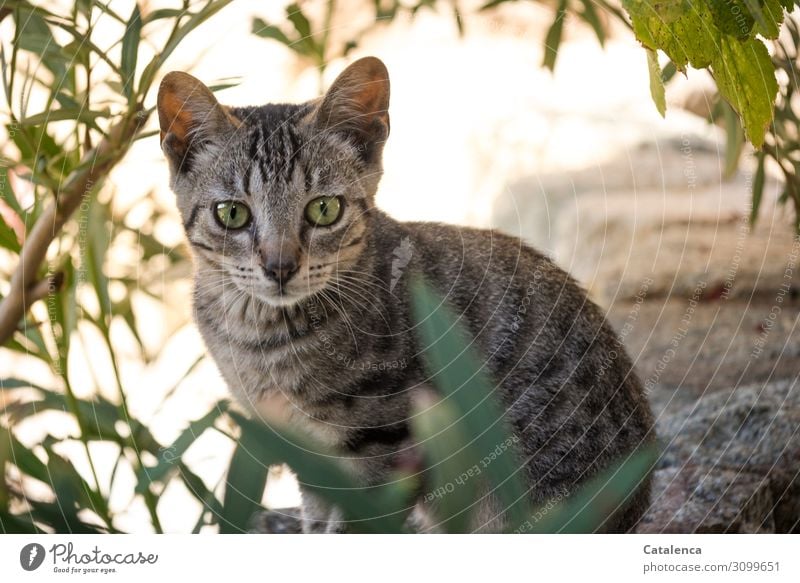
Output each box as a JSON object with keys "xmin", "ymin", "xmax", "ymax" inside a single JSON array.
[
  {"xmin": 214, "ymin": 201, "xmax": 251, "ymax": 230},
  {"xmin": 305, "ymin": 196, "xmax": 342, "ymax": 227}
]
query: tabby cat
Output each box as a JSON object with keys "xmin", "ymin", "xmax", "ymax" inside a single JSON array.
[{"xmin": 157, "ymin": 57, "xmax": 654, "ymax": 533}]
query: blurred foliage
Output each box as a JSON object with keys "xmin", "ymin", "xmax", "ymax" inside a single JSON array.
[{"xmin": 0, "ymin": 0, "xmax": 237, "ymax": 533}]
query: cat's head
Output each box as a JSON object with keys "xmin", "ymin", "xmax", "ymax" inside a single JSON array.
[{"xmin": 157, "ymin": 57, "xmax": 390, "ymax": 308}]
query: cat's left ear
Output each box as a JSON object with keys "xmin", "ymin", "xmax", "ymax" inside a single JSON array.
[
  {"xmin": 313, "ymin": 57, "xmax": 390, "ymax": 163},
  {"xmin": 157, "ymin": 71, "xmax": 239, "ymax": 173}
]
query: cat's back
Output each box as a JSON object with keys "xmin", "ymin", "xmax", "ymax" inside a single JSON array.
[{"xmin": 393, "ymin": 217, "xmax": 592, "ymax": 330}]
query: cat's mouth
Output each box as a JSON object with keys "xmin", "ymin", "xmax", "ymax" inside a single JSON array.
[
  {"xmin": 258, "ymin": 287, "xmax": 305, "ymax": 307},
  {"xmin": 245, "ymin": 279, "xmax": 329, "ymax": 308}
]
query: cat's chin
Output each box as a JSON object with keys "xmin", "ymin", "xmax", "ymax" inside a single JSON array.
[{"xmin": 256, "ymin": 289, "xmax": 314, "ymax": 308}]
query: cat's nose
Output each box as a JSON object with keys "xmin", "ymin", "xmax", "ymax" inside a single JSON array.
[{"xmin": 263, "ymin": 258, "xmax": 298, "ymax": 285}]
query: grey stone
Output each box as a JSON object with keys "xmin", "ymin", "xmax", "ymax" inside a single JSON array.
[
  {"xmin": 637, "ymin": 465, "xmax": 776, "ymax": 533},
  {"xmin": 640, "ymin": 379, "xmax": 800, "ymax": 533}
]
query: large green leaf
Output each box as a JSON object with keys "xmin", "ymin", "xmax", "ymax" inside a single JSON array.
[
  {"xmin": 411, "ymin": 393, "xmax": 479, "ymax": 533},
  {"xmin": 219, "ymin": 424, "xmax": 270, "ymax": 533},
  {"xmin": 410, "ymin": 277, "xmax": 531, "ymax": 531}
]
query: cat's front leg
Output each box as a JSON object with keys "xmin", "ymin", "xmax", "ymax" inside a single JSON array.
[{"xmin": 300, "ymin": 488, "xmax": 346, "ymax": 533}]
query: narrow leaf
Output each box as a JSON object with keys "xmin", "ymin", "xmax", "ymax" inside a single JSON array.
[
  {"xmin": 121, "ymin": 3, "xmax": 143, "ymax": 100},
  {"xmin": 647, "ymin": 48, "xmax": 666, "ymax": 117},
  {"xmin": 543, "ymin": 0, "xmax": 568, "ymax": 72}
]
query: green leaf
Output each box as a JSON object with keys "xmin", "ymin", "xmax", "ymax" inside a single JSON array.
[
  {"xmin": 578, "ymin": 0, "xmax": 606, "ymax": 46},
  {"xmin": 411, "ymin": 392, "xmax": 478, "ymax": 533},
  {"xmin": 21, "ymin": 324, "xmax": 51, "ymax": 364},
  {"xmin": 0, "ymin": 377, "xmax": 52, "ymax": 392},
  {"xmin": 0, "ymin": 212, "xmax": 21, "ymax": 252},
  {"xmin": 179, "ymin": 463, "xmax": 224, "ymax": 520},
  {"xmin": 0, "ymin": 511, "xmax": 41, "ymax": 534},
  {"xmin": 661, "ymin": 59, "xmax": 678, "ymax": 83},
  {"xmin": 0, "ymin": 426, "xmax": 50, "ymax": 484},
  {"xmin": 220, "ymin": 425, "xmax": 269, "ymax": 533},
  {"xmin": 708, "ymin": 0, "xmax": 755, "ymax": 38},
  {"xmin": 18, "ymin": 108, "xmax": 111, "ymax": 129},
  {"xmin": 251, "ymin": 18, "xmax": 292, "ymax": 46},
  {"xmin": 646, "ymin": 49, "xmax": 666, "ymax": 117},
  {"xmin": 207, "ymin": 76, "xmax": 242, "ymax": 93},
  {"xmin": 53, "ymin": 259, "xmax": 76, "ymax": 371},
  {"xmin": 750, "ymin": 149, "xmax": 766, "ymax": 225},
  {"xmin": 542, "ymin": 0, "xmax": 568, "ymax": 72},
  {"xmin": 721, "ymin": 99, "xmax": 745, "ymax": 176},
  {"xmin": 744, "ymin": 0, "xmax": 785, "ymax": 39},
  {"xmin": 7, "ymin": 123, "xmax": 61, "ymax": 169},
  {"xmin": 13, "ymin": 6, "xmax": 66, "ymax": 78},
  {"xmin": 285, "ymin": 3, "xmax": 323, "ymax": 62},
  {"xmin": 285, "ymin": 3, "xmax": 312, "ymax": 40},
  {"xmin": 0, "ymin": 161, "xmax": 24, "ymax": 216},
  {"xmin": 142, "ymin": 8, "xmax": 188, "ymax": 24},
  {"xmin": 410, "ymin": 277, "xmax": 531, "ymax": 531},
  {"xmin": 84, "ymin": 196, "xmax": 111, "ymax": 325},
  {"xmin": 711, "ymin": 34, "xmax": 777, "ymax": 148},
  {"xmin": 121, "ymin": 4, "xmax": 143, "ymax": 101},
  {"xmin": 2, "ymin": 386, "xmax": 160, "ymax": 454}
]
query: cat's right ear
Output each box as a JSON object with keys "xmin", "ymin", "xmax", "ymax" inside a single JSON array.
[
  {"xmin": 157, "ymin": 72, "xmax": 238, "ymax": 173},
  {"xmin": 313, "ymin": 57, "xmax": 390, "ymax": 164}
]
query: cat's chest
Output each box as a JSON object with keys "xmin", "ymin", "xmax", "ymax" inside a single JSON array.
[
  {"xmin": 253, "ymin": 391, "xmax": 342, "ymax": 447},
  {"xmin": 205, "ymin": 336, "xmax": 342, "ymax": 446}
]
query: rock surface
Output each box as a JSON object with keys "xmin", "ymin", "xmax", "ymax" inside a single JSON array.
[{"xmin": 638, "ymin": 379, "xmax": 800, "ymax": 533}]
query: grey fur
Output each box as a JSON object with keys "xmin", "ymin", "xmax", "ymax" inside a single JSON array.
[{"xmin": 158, "ymin": 57, "xmax": 655, "ymax": 533}]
